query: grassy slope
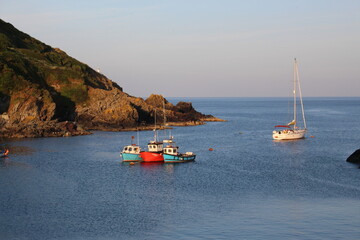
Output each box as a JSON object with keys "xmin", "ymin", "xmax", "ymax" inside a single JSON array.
[{"xmin": 0, "ymin": 19, "xmax": 122, "ymax": 121}]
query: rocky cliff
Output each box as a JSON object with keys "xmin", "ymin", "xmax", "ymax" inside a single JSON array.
[{"xmin": 0, "ymin": 19, "xmax": 222, "ymax": 138}]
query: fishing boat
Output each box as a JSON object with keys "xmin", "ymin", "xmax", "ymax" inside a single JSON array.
[
  {"xmin": 120, "ymin": 136, "xmax": 143, "ymax": 162},
  {"xmin": 140, "ymin": 110, "xmax": 164, "ymax": 162},
  {"xmin": 161, "ymin": 100, "xmax": 195, "ymax": 163},
  {"xmin": 162, "ymin": 138, "xmax": 196, "ymax": 163},
  {"xmin": 273, "ymin": 58, "xmax": 307, "ymax": 140},
  {"xmin": 0, "ymin": 148, "xmax": 9, "ymax": 157},
  {"xmin": 140, "ymin": 140, "xmax": 164, "ymax": 162}
]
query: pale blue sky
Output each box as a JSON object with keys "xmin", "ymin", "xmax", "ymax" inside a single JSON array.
[{"xmin": 1, "ymin": 0, "xmax": 359, "ymax": 97}]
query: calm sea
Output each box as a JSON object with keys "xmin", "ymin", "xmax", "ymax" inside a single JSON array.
[{"xmin": 1, "ymin": 97, "xmax": 360, "ymax": 240}]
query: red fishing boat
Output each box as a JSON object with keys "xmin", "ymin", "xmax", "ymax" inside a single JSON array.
[
  {"xmin": 140, "ymin": 141, "xmax": 164, "ymax": 162},
  {"xmin": 140, "ymin": 110, "xmax": 164, "ymax": 162}
]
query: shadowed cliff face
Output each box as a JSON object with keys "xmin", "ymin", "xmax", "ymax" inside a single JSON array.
[
  {"xmin": 0, "ymin": 19, "xmax": 218, "ymax": 138},
  {"xmin": 0, "ymin": 92, "xmax": 10, "ymax": 114}
]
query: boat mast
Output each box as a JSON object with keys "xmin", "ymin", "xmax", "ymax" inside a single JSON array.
[
  {"xmin": 293, "ymin": 58, "xmax": 297, "ymax": 129},
  {"xmin": 296, "ymin": 60, "xmax": 307, "ymax": 129},
  {"xmin": 137, "ymin": 130, "xmax": 140, "ymax": 146},
  {"xmin": 163, "ymin": 99, "xmax": 167, "ymax": 139},
  {"xmin": 154, "ymin": 109, "xmax": 157, "ymax": 142}
]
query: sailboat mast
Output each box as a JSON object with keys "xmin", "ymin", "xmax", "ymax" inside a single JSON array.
[
  {"xmin": 293, "ymin": 58, "xmax": 297, "ymax": 129},
  {"xmin": 296, "ymin": 60, "xmax": 307, "ymax": 129}
]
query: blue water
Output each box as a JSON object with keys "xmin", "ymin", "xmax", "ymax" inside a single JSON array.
[{"xmin": 1, "ymin": 97, "xmax": 360, "ymax": 240}]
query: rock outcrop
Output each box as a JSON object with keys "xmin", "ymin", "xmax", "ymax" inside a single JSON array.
[{"xmin": 0, "ymin": 19, "xmax": 222, "ymax": 138}]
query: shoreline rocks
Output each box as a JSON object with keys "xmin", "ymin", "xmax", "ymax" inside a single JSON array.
[
  {"xmin": 0, "ymin": 116, "xmax": 225, "ymax": 138},
  {"xmin": 0, "ymin": 120, "xmax": 91, "ymax": 138},
  {"xmin": 0, "ymin": 92, "xmax": 225, "ymax": 138}
]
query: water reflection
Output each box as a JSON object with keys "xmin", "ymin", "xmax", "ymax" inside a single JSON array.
[
  {"xmin": 164, "ymin": 164, "xmax": 174, "ymax": 173},
  {"xmin": 272, "ymin": 138, "xmax": 308, "ymax": 155},
  {"xmin": 138, "ymin": 162, "xmax": 165, "ymax": 173},
  {"xmin": 0, "ymin": 157, "xmax": 30, "ymax": 168},
  {"xmin": 6, "ymin": 146, "xmax": 35, "ymax": 156},
  {"xmin": 121, "ymin": 161, "xmax": 190, "ymax": 174},
  {"xmin": 0, "ymin": 145, "xmax": 34, "ymax": 168}
]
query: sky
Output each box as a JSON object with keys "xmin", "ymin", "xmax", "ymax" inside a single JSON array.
[{"xmin": 1, "ymin": 0, "xmax": 359, "ymax": 98}]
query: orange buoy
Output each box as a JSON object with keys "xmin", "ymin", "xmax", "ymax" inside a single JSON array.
[
  {"xmin": 209, "ymin": 148, "xmax": 213, "ymax": 151},
  {"xmin": 310, "ymin": 136, "xmax": 315, "ymax": 138},
  {"xmin": 129, "ymin": 162, "xmax": 135, "ymax": 165}
]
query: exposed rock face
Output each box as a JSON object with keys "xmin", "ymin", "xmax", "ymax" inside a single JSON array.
[
  {"xmin": 0, "ymin": 19, "xmax": 222, "ymax": 138},
  {"xmin": 144, "ymin": 94, "xmax": 214, "ymax": 123},
  {"xmin": 76, "ymin": 88, "xmax": 144, "ymax": 130},
  {"xmin": 145, "ymin": 94, "xmax": 168, "ymax": 108},
  {"xmin": 346, "ymin": 149, "xmax": 360, "ymax": 164},
  {"xmin": 7, "ymin": 87, "xmax": 56, "ymax": 123}
]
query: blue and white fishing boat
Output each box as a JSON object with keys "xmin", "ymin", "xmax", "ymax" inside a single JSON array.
[
  {"xmin": 162, "ymin": 138, "xmax": 196, "ymax": 163},
  {"xmin": 120, "ymin": 136, "xmax": 143, "ymax": 162}
]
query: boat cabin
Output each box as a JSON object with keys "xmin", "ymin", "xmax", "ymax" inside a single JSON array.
[
  {"xmin": 147, "ymin": 141, "xmax": 163, "ymax": 152},
  {"xmin": 163, "ymin": 146, "xmax": 179, "ymax": 155},
  {"xmin": 122, "ymin": 145, "xmax": 141, "ymax": 154}
]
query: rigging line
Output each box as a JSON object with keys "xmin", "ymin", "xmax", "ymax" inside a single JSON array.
[
  {"xmin": 287, "ymin": 63, "xmax": 292, "ymax": 123},
  {"xmin": 137, "ymin": 129, "xmax": 140, "ymax": 146},
  {"xmin": 293, "ymin": 58, "xmax": 297, "ymax": 128},
  {"xmin": 163, "ymin": 98, "xmax": 167, "ymax": 140},
  {"xmin": 154, "ymin": 109, "xmax": 157, "ymax": 142}
]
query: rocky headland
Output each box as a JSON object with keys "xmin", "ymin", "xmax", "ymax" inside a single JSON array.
[{"xmin": 0, "ymin": 19, "xmax": 223, "ymax": 138}]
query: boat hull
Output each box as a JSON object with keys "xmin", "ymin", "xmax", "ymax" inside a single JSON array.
[
  {"xmin": 163, "ymin": 153, "xmax": 196, "ymax": 163},
  {"xmin": 272, "ymin": 129, "xmax": 306, "ymax": 140},
  {"xmin": 140, "ymin": 152, "xmax": 164, "ymax": 162},
  {"xmin": 121, "ymin": 152, "xmax": 143, "ymax": 162}
]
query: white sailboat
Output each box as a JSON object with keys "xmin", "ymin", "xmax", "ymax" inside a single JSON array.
[{"xmin": 273, "ymin": 58, "xmax": 307, "ymax": 140}]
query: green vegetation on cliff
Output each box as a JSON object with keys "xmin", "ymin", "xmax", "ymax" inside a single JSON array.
[{"xmin": 0, "ymin": 19, "xmax": 122, "ymax": 108}]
